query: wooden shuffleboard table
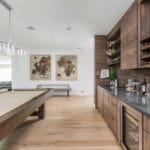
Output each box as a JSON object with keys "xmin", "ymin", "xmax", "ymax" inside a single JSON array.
[{"xmin": 0, "ymin": 89, "xmax": 53, "ymax": 141}]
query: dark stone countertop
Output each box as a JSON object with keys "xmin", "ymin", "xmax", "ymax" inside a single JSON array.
[{"xmin": 99, "ymin": 85, "xmax": 150, "ymax": 117}]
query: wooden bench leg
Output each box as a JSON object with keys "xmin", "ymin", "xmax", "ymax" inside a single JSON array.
[{"xmin": 38, "ymin": 104, "xmax": 45, "ymax": 119}]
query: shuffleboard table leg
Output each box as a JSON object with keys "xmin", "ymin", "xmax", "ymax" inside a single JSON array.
[{"xmin": 38, "ymin": 104, "xmax": 45, "ymax": 119}]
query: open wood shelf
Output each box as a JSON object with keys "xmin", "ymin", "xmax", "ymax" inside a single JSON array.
[
  {"xmin": 140, "ymin": 64, "xmax": 150, "ymax": 68},
  {"xmin": 141, "ymin": 55, "xmax": 150, "ymax": 59},
  {"xmin": 108, "ymin": 39, "xmax": 120, "ymax": 49},
  {"xmin": 108, "ymin": 61, "xmax": 120, "ymax": 66},
  {"xmin": 140, "ymin": 0, "xmax": 150, "ymax": 4},
  {"xmin": 141, "ymin": 35, "xmax": 150, "ymax": 43},
  {"xmin": 108, "ymin": 28, "xmax": 120, "ymax": 41},
  {"xmin": 107, "ymin": 27, "xmax": 121, "ymax": 67},
  {"xmin": 141, "ymin": 45, "xmax": 150, "ymax": 51}
]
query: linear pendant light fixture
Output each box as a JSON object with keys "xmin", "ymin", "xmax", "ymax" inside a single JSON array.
[
  {"xmin": 0, "ymin": 0, "xmax": 26, "ymax": 56},
  {"xmin": 0, "ymin": 0, "xmax": 12, "ymax": 10}
]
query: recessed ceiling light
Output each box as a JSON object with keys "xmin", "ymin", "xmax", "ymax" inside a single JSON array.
[
  {"xmin": 27, "ymin": 26, "xmax": 35, "ymax": 31},
  {"xmin": 66, "ymin": 27, "xmax": 71, "ymax": 30}
]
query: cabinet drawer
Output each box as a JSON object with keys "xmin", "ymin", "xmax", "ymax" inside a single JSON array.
[
  {"xmin": 143, "ymin": 131, "xmax": 150, "ymax": 150},
  {"xmin": 111, "ymin": 96, "xmax": 118, "ymax": 106},
  {"xmin": 97, "ymin": 86, "xmax": 104, "ymax": 116},
  {"xmin": 109, "ymin": 95, "xmax": 119, "ymax": 120},
  {"xmin": 110, "ymin": 104, "xmax": 118, "ymax": 121},
  {"xmin": 97, "ymin": 94, "xmax": 103, "ymax": 107},
  {"xmin": 104, "ymin": 112, "xmax": 111, "ymax": 126},
  {"xmin": 113, "ymin": 119, "xmax": 118, "ymax": 139},
  {"xmin": 97, "ymin": 103, "xmax": 104, "ymax": 116},
  {"xmin": 143, "ymin": 115, "xmax": 150, "ymax": 133},
  {"xmin": 109, "ymin": 116, "xmax": 118, "ymax": 139}
]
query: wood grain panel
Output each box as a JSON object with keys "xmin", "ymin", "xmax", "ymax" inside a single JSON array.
[
  {"xmin": 140, "ymin": 0, "xmax": 150, "ymax": 40},
  {"xmin": 95, "ymin": 35, "xmax": 108, "ymax": 108},
  {"xmin": 116, "ymin": 65, "xmax": 150, "ymax": 87},
  {"xmin": 143, "ymin": 115, "xmax": 150, "ymax": 134},
  {"xmin": 121, "ymin": 2, "xmax": 138, "ymax": 69},
  {"xmin": 108, "ymin": 94, "xmax": 120, "ymax": 141},
  {"xmin": 97, "ymin": 86, "xmax": 104, "ymax": 116},
  {"xmin": 143, "ymin": 131, "xmax": 150, "ymax": 150}
]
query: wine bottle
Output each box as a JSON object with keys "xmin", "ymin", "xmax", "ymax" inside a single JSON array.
[{"xmin": 141, "ymin": 78, "xmax": 146, "ymax": 95}]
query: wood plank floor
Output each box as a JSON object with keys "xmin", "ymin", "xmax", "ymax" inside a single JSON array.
[{"xmin": 0, "ymin": 96, "xmax": 122, "ymax": 150}]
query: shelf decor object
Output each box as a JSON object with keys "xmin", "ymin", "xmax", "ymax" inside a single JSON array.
[
  {"xmin": 109, "ymin": 67, "xmax": 118, "ymax": 88},
  {"xmin": 100, "ymin": 69, "xmax": 109, "ymax": 79},
  {"xmin": 109, "ymin": 67, "xmax": 117, "ymax": 80},
  {"xmin": 107, "ymin": 25, "xmax": 121, "ymax": 66}
]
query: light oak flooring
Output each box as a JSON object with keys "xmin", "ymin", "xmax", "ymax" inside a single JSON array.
[{"xmin": 0, "ymin": 96, "xmax": 122, "ymax": 150}]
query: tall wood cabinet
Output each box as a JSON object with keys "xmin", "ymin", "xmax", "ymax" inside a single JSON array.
[
  {"xmin": 139, "ymin": 0, "xmax": 150, "ymax": 68},
  {"xmin": 121, "ymin": 2, "xmax": 138, "ymax": 69},
  {"xmin": 140, "ymin": 0, "xmax": 150, "ymax": 42}
]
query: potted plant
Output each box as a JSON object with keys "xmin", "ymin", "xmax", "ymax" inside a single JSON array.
[{"xmin": 109, "ymin": 67, "xmax": 117, "ymax": 88}]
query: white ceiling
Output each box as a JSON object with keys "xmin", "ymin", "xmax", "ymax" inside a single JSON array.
[{"xmin": 0, "ymin": 0, "xmax": 135, "ymax": 50}]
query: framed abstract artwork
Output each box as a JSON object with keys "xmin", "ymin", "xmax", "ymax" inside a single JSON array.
[
  {"xmin": 56, "ymin": 55, "xmax": 77, "ymax": 80},
  {"xmin": 30, "ymin": 55, "xmax": 51, "ymax": 80}
]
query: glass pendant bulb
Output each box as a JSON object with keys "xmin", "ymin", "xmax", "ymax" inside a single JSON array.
[{"xmin": 0, "ymin": 4, "xmax": 26, "ymax": 57}]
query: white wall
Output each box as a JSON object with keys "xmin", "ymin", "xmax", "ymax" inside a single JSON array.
[{"xmin": 12, "ymin": 49, "xmax": 94, "ymax": 96}]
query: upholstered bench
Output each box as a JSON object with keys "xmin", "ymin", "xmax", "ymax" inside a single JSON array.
[{"xmin": 37, "ymin": 84, "xmax": 71, "ymax": 97}]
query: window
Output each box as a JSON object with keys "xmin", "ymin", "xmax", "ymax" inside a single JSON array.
[
  {"xmin": 0, "ymin": 67, "xmax": 12, "ymax": 81},
  {"xmin": 0, "ymin": 55, "xmax": 12, "ymax": 81}
]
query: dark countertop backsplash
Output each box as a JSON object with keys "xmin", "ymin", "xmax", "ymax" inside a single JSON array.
[{"xmin": 116, "ymin": 66, "xmax": 150, "ymax": 87}]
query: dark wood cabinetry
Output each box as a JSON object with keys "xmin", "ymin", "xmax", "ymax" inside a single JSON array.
[
  {"xmin": 121, "ymin": 2, "xmax": 138, "ymax": 69},
  {"xmin": 97, "ymin": 87, "xmax": 150, "ymax": 150},
  {"xmin": 107, "ymin": 28, "xmax": 121, "ymax": 66},
  {"xmin": 108, "ymin": 0, "xmax": 150, "ymax": 69},
  {"xmin": 140, "ymin": 0, "xmax": 150, "ymax": 42},
  {"xmin": 108, "ymin": 94, "xmax": 120, "ymax": 141},
  {"xmin": 139, "ymin": 0, "xmax": 150, "ymax": 68},
  {"xmin": 97, "ymin": 86, "xmax": 120, "ymax": 140},
  {"xmin": 95, "ymin": 0, "xmax": 150, "ymax": 148},
  {"xmin": 143, "ymin": 132, "xmax": 150, "ymax": 150},
  {"xmin": 103, "ymin": 89, "xmax": 109, "ymax": 122},
  {"xmin": 95, "ymin": 36, "xmax": 108, "ymax": 108}
]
